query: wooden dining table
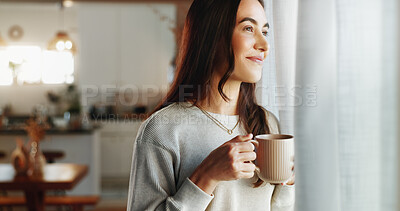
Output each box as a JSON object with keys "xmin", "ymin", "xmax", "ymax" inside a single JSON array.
[{"xmin": 0, "ymin": 163, "xmax": 88, "ymax": 211}]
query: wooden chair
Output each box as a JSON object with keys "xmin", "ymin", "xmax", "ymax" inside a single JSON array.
[
  {"xmin": 0, "ymin": 151, "xmax": 5, "ymax": 160},
  {"xmin": 42, "ymin": 150, "xmax": 67, "ymax": 208},
  {"xmin": 42, "ymin": 150, "xmax": 65, "ymax": 163},
  {"xmin": 0, "ymin": 151, "xmax": 8, "ymax": 208}
]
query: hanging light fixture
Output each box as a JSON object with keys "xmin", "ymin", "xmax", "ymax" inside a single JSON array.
[
  {"xmin": 47, "ymin": 0, "xmax": 76, "ymax": 54},
  {"xmin": 48, "ymin": 31, "xmax": 76, "ymax": 53}
]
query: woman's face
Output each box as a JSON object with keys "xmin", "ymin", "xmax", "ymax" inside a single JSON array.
[{"xmin": 230, "ymin": 0, "xmax": 269, "ymax": 83}]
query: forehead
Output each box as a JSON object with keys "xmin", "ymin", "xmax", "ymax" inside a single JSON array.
[{"xmin": 236, "ymin": 0, "xmax": 267, "ymax": 24}]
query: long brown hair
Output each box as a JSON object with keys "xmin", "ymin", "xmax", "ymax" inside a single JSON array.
[
  {"xmin": 154, "ymin": 0, "xmax": 270, "ymax": 135},
  {"xmin": 153, "ymin": 0, "xmax": 269, "ymax": 187}
]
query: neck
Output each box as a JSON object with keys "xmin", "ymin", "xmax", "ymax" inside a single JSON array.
[{"xmin": 197, "ymin": 74, "xmax": 241, "ymax": 115}]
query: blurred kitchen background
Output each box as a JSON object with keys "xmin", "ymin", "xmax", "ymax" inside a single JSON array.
[{"xmin": 0, "ymin": 0, "xmax": 192, "ymax": 210}]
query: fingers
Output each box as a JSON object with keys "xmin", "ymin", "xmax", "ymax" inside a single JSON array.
[
  {"xmin": 239, "ymin": 171, "xmax": 255, "ymax": 179},
  {"xmin": 235, "ymin": 134, "xmax": 253, "ymax": 142},
  {"xmin": 236, "ymin": 163, "xmax": 256, "ymax": 179},
  {"xmin": 286, "ymin": 163, "xmax": 295, "ymax": 185},
  {"xmin": 227, "ymin": 161, "xmax": 256, "ymax": 180},
  {"xmin": 240, "ymin": 162, "xmax": 256, "ymax": 172},
  {"xmin": 235, "ymin": 142, "xmax": 255, "ymax": 152},
  {"xmin": 291, "ymin": 160, "xmax": 295, "ymax": 173},
  {"xmin": 238, "ymin": 151, "xmax": 256, "ymax": 162},
  {"xmin": 286, "ymin": 174, "xmax": 295, "ymax": 185},
  {"xmin": 229, "ymin": 134, "xmax": 255, "ymax": 152}
]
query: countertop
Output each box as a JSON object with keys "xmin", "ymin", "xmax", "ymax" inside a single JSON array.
[{"xmin": 0, "ymin": 126, "xmax": 100, "ymax": 136}]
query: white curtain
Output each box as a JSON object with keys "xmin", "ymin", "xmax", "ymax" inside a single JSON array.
[
  {"xmin": 258, "ymin": 0, "xmax": 298, "ymax": 135},
  {"xmin": 259, "ymin": 0, "xmax": 400, "ymax": 210}
]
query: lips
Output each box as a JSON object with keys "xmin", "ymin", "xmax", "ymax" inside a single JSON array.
[{"xmin": 246, "ymin": 56, "xmax": 264, "ymax": 65}]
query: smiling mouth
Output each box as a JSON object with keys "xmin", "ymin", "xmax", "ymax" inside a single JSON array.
[{"xmin": 246, "ymin": 57, "xmax": 263, "ymax": 65}]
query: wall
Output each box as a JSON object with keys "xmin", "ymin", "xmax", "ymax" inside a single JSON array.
[
  {"xmin": 0, "ymin": 3, "xmax": 79, "ymax": 114},
  {"xmin": 0, "ymin": 2, "xmax": 176, "ymax": 114}
]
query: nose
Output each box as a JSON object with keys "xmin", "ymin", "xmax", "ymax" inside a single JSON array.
[{"xmin": 254, "ymin": 32, "xmax": 269, "ymax": 53}]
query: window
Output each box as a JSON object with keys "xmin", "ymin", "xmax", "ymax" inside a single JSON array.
[{"xmin": 0, "ymin": 46, "xmax": 74, "ymax": 85}]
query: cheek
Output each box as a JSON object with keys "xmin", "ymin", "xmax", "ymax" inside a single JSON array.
[{"xmin": 232, "ymin": 34, "xmax": 252, "ymax": 57}]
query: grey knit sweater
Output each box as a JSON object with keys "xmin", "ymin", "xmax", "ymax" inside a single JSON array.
[{"xmin": 127, "ymin": 102, "xmax": 295, "ymax": 211}]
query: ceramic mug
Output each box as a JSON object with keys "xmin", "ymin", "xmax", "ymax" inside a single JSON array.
[{"xmin": 249, "ymin": 134, "xmax": 294, "ymax": 184}]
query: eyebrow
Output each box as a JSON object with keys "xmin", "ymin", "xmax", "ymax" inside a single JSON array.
[{"xmin": 239, "ymin": 17, "xmax": 269, "ymax": 28}]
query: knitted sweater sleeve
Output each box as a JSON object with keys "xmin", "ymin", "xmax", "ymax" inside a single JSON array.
[
  {"xmin": 127, "ymin": 118, "xmax": 214, "ymax": 211},
  {"xmin": 265, "ymin": 109, "xmax": 296, "ymax": 211}
]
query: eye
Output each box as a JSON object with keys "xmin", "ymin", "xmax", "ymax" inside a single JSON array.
[
  {"xmin": 263, "ymin": 31, "xmax": 269, "ymax": 37},
  {"xmin": 244, "ymin": 26, "xmax": 254, "ymax": 32}
]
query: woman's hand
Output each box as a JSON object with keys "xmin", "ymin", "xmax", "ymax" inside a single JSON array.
[
  {"xmin": 285, "ymin": 157, "xmax": 295, "ymax": 185},
  {"xmin": 285, "ymin": 169, "xmax": 295, "ymax": 185},
  {"xmin": 189, "ymin": 134, "xmax": 257, "ymax": 195}
]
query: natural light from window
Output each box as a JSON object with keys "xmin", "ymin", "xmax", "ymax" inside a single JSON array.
[{"xmin": 0, "ymin": 46, "xmax": 74, "ymax": 85}]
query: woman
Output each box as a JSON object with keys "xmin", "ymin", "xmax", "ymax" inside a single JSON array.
[{"xmin": 127, "ymin": 0, "xmax": 295, "ymax": 210}]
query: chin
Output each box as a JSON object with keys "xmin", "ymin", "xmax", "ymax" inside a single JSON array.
[
  {"xmin": 239, "ymin": 73, "xmax": 262, "ymax": 83},
  {"xmin": 244, "ymin": 77, "xmax": 261, "ymax": 84},
  {"xmin": 247, "ymin": 70, "xmax": 263, "ymax": 83},
  {"xmin": 231, "ymin": 66, "xmax": 263, "ymax": 83}
]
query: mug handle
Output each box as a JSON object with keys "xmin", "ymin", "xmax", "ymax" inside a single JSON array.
[
  {"xmin": 255, "ymin": 166, "xmax": 261, "ymax": 174},
  {"xmin": 247, "ymin": 139, "xmax": 259, "ymax": 149}
]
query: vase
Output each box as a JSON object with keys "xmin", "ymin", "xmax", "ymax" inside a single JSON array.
[
  {"xmin": 10, "ymin": 138, "xmax": 29, "ymax": 176},
  {"xmin": 28, "ymin": 141, "xmax": 46, "ymax": 178}
]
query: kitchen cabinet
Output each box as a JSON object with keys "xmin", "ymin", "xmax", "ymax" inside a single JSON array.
[
  {"xmin": 99, "ymin": 120, "xmax": 142, "ymax": 179},
  {"xmin": 78, "ymin": 4, "xmax": 175, "ymax": 90},
  {"xmin": 78, "ymin": 6, "xmax": 120, "ymax": 87}
]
